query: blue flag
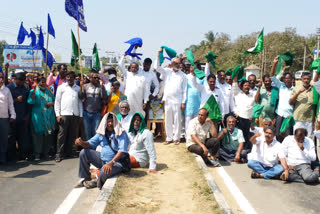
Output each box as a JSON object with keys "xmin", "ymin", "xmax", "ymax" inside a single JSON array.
[
  {"xmin": 125, "ymin": 37, "xmax": 143, "ymax": 59},
  {"xmin": 65, "ymin": 0, "xmax": 87, "ymax": 32},
  {"xmin": 42, "ymin": 47, "xmax": 55, "ymax": 70},
  {"xmin": 48, "ymin": 13, "xmax": 55, "ymax": 38},
  {"xmin": 28, "ymin": 29, "xmax": 36, "ymax": 47},
  {"xmin": 0, "ymin": 66, "xmax": 3, "ymax": 75},
  {"xmin": 17, "ymin": 22, "xmax": 29, "ymax": 44},
  {"xmin": 33, "ymin": 26, "xmax": 44, "ymax": 50}
]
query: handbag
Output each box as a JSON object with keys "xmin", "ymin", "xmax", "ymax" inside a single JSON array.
[{"xmin": 105, "ymin": 135, "xmax": 131, "ymax": 173}]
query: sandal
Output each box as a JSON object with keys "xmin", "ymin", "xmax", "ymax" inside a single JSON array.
[
  {"xmin": 164, "ymin": 141, "xmax": 172, "ymax": 145},
  {"xmin": 83, "ymin": 180, "xmax": 97, "ymax": 189},
  {"xmin": 251, "ymin": 171, "xmax": 261, "ymax": 179},
  {"xmin": 74, "ymin": 179, "xmax": 85, "ymax": 188},
  {"xmin": 174, "ymin": 141, "xmax": 180, "ymax": 145}
]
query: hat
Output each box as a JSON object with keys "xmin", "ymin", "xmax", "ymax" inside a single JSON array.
[
  {"xmin": 204, "ymin": 51, "xmax": 218, "ymax": 68},
  {"xmin": 109, "ymin": 74, "xmax": 116, "ymax": 80},
  {"xmin": 159, "ymin": 46, "xmax": 177, "ymax": 64}
]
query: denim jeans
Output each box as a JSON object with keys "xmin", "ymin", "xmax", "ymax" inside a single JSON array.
[
  {"xmin": 247, "ymin": 160, "xmax": 284, "ymax": 179},
  {"xmin": 83, "ymin": 111, "xmax": 101, "ymax": 140}
]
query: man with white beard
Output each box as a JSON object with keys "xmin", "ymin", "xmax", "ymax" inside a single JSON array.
[
  {"xmin": 118, "ymin": 53, "xmax": 149, "ymax": 117},
  {"xmin": 155, "ymin": 48, "xmax": 187, "ymax": 145}
]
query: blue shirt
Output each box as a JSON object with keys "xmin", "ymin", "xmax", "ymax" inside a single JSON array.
[
  {"xmin": 270, "ymin": 76, "xmax": 293, "ymax": 117},
  {"xmin": 88, "ymin": 132, "xmax": 129, "ymax": 164}
]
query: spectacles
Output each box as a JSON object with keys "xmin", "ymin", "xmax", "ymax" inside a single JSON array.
[{"xmin": 93, "ymin": 77, "xmax": 100, "ymax": 80}]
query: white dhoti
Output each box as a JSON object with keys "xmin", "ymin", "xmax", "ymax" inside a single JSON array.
[{"xmin": 165, "ymin": 102, "xmax": 182, "ymax": 142}]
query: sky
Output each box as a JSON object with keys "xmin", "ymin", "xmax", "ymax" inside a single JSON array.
[{"xmin": 0, "ymin": 0, "xmax": 319, "ymax": 63}]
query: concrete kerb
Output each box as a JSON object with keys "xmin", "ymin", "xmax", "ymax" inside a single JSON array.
[
  {"xmin": 89, "ymin": 175, "xmax": 119, "ymax": 214},
  {"xmin": 194, "ymin": 155, "xmax": 233, "ymax": 214}
]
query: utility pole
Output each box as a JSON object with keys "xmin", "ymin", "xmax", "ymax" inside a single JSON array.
[
  {"xmin": 303, "ymin": 40, "xmax": 306, "ymax": 71},
  {"xmin": 317, "ymin": 28, "xmax": 320, "ymax": 58}
]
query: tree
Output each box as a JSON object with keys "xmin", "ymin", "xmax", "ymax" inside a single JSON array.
[{"xmin": 0, "ymin": 40, "xmax": 8, "ymax": 66}]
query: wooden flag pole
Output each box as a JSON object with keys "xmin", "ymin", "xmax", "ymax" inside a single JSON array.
[
  {"xmin": 45, "ymin": 30, "xmax": 50, "ymax": 78},
  {"xmin": 77, "ymin": 23, "xmax": 83, "ymax": 91}
]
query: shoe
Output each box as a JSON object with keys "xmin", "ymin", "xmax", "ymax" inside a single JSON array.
[
  {"xmin": 251, "ymin": 171, "xmax": 261, "ymax": 179},
  {"xmin": 83, "ymin": 180, "xmax": 97, "ymax": 189},
  {"xmin": 240, "ymin": 158, "xmax": 248, "ymax": 164},
  {"xmin": 35, "ymin": 154, "xmax": 40, "ymax": 161},
  {"xmin": 208, "ymin": 159, "xmax": 221, "ymax": 167},
  {"xmin": 55, "ymin": 156, "xmax": 62, "ymax": 163},
  {"xmin": 74, "ymin": 179, "xmax": 85, "ymax": 188}
]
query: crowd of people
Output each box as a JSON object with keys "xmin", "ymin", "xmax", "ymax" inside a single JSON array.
[{"xmin": 1, "ymin": 46, "xmax": 320, "ymax": 189}]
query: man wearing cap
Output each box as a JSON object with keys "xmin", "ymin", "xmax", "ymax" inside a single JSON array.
[
  {"xmin": 118, "ymin": 53, "xmax": 149, "ymax": 117},
  {"xmin": 79, "ymin": 72, "xmax": 108, "ymax": 140},
  {"xmin": 155, "ymin": 49, "xmax": 187, "ymax": 145},
  {"xmin": 55, "ymin": 71, "xmax": 83, "ymax": 162}
]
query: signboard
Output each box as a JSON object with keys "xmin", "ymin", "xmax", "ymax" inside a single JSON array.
[{"xmin": 3, "ymin": 45, "xmax": 42, "ymax": 69}]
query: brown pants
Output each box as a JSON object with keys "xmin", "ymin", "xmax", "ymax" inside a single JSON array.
[{"xmin": 56, "ymin": 115, "xmax": 80, "ymax": 158}]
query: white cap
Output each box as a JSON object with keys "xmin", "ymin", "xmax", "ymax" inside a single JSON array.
[{"xmin": 109, "ymin": 74, "xmax": 116, "ymax": 80}]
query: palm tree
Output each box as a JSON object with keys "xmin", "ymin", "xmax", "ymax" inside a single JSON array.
[{"xmin": 205, "ymin": 31, "xmax": 218, "ymax": 49}]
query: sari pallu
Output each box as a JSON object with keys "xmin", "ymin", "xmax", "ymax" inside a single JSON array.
[{"xmin": 101, "ymin": 90, "xmax": 127, "ymax": 117}]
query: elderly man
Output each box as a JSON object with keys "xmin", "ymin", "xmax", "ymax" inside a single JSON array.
[
  {"xmin": 55, "ymin": 71, "xmax": 83, "ymax": 162},
  {"xmin": 116, "ymin": 101, "xmax": 132, "ymax": 132},
  {"xmin": 118, "ymin": 53, "xmax": 149, "ymax": 116},
  {"xmin": 186, "ymin": 108, "xmax": 220, "ymax": 166},
  {"xmin": 289, "ymin": 72, "xmax": 315, "ymax": 138},
  {"xmin": 281, "ymin": 128, "xmax": 319, "ymax": 184},
  {"xmin": 232, "ymin": 73, "xmax": 255, "ymax": 150},
  {"xmin": 75, "ymin": 112, "xmax": 130, "ymax": 189},
  {"xmin": 0, "ymin": 75, "xmax": 16, "ymax": 163},
  {"xmin": 155, "ymin": 49, "xmax": 187, "ymax": 145},
  {"xmin": 248, "ymin": 126, "xmax": 289, "ymax": 179},
  {"xmin": 218, "ymin": 116, "xmax": 247, "ymax": 163},
  {"xmin": 80, "ymin": 72, "xmax": 108, "ymax": 140},
  {"xmin": 270, "ymin": 58, "xmax": 294, "ymax": 142},
  {"xmin": 128, "ymin": 113, "xmax": 157, "ymax": 173}
]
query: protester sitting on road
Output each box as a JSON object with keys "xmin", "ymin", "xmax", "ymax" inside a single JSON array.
[
  {"xmin": 248, "ymin": 126, "xmax": 289, "ymax": 180},
  {"xmin": 186, "ymin": 108, "xmax": 220, "ymax": 167},
  {"xmin": 250, "ymin": 118, "xmax": 272, "ymax": 136},
  {"xmin": 116, "ymin": 101, "xmax": 132, "ymax": 132},
  {"xmin": 218, "ymin": 116, "xmax": 248, "ymax": 163},
  {"xmin": 281, "ymin": 128, "xmax": 319, "ymax": 184},
  {"xmin": 75, "ymin": 112, "xmax": 130, "ymax": 189},
  {"xmin": 128, "ymin": 113, "xmax": 157, "ymax": 173}
]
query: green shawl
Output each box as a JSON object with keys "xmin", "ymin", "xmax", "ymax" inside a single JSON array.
[
  {"xmin": 231, "ymin": 65, "xmax": 244, "ymax": 81},
  {"xmin": 128, "ymin": 112, "xmax": 147, "ymax": 134}
]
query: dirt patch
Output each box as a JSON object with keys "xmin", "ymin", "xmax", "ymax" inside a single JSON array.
[{"xmin": 105, "ymin": 142, "xmax": 222, "ymax": 214}]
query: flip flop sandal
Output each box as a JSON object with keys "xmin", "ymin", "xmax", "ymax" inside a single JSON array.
[
  {"xmin": 164, "ymin": 141, "xmax": 172, "ymax": 145},
  {"xmin": 251, "ymin": 171, "xmax": 261, "ymax": 179},
  {"xmin": 174, "ymin": 141, "xmax": 180, "ymax": 145}
]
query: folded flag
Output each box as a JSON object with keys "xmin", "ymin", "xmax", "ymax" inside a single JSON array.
[
  {"xmin": 243, "ymin": 28, "xmax": 264, "ymax": 55},
  {"xmin": 202, "ymin": 95, "xmax": 222, "ymax": 123},
  {"xmin": 275, "ymin": 52, "xmax": 294, "ymax": 75},
  {"xmin": 280, "ymin": 116, "xmax": 295, "ymax": 133},
  {"xmin": 28, "ymin": 29, "xmax": 36, "ymax": 47},
  {"xmin": 251, "ymin": 104, "xmax": 264, "ymax": 119},
  {"xmin": 310, "ymin": 57, "xmax": 320, "ymax": 74},
  {"xmin": 205, "ymin": 51, "xmax": 218, "ymax": 68},
  {"xmin": 313, "ymin": 86, "xmax": 319, "ymax": 114},
  {"xmin": 71, "ymin": 30, "xmax": 82, "ymax": 66},
  {"xmin": 226, "ymin": 69, "xmax": 232, "ymax": 76},
  {"xmin": 186, "ymin": 49, "xmax": 205, "ymax": 80},
  {"xmin": 42, "ymin": 47, "xmax": 55, "ymax": 70},
  {"xmin": 231, "ymin": 64, "xmax": 244, "ymax": 80},
  {"xmin": 65, "ymin": 0, "xmax": 87, "ymax": 32},
  {"xmin": 92, "ymin": 43, "xmax": 100, "ymax": 72},
  {"xmin": 33, "ymin": 26, "xmax": 44, "ymax": 50},
  {"xmin": 125, "ymin": 37, "xmax": 143, "ymax": 60},
  {"xmin": 270, "ymin": 87, "xmax": 279, "ymax": 106},
  {"xmin": 48, "ymin": 13, "xmax": 55, "ymax": 38},
  {"xmin": 17, "ymin": 22, "xmax": 29, "ymax": 44},
  {"xmin": 159, "ymin": 46, "xmax": 176, "ymax": 64}
]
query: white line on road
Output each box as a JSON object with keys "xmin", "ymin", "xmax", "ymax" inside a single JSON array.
[
  {"xmin": 217, "ymin": 167, "xmax": 256, "ymax": 214},
  {"xmin": 54, "ymin": 180, "xmax": 85, "ymax": 214}
]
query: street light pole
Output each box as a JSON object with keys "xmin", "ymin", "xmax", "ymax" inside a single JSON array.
[{"xmin": 317, "ymin": 28, "xmax": 320, "ymax": 58}]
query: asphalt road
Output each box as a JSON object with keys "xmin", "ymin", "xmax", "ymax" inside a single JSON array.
[
  {"xmin": 0, "ymin": 158, "xmax": 80, "ymax": 214},
  {"xmin": 210, "ymin": 162, "xmax": 320, "ymax": 214}
]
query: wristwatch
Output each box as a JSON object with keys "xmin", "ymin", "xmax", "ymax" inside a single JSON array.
[{"xmin": 111, "ymin": 160, "xmax": 116, "ymax": 164}]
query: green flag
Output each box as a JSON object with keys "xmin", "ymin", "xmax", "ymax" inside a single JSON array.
[
  {"xmin": 280, "ymin": 116, "xmax": 295, "ymax": 133},
  {"xmin": 92, "ymin": 43, "xmax": 100, "ymax": 72},
  {"xmin": 231, "ymin": 65, "xmax": 244, "ymax": 81},
  {"xmin": 186, "ymin": 49, "xmax": 205, "ymax": 80},
  {"xmin": 310, "ymin": 57, "xmax": 320, "ymax": 74},
  {"xmin": 159, "ymin": 46, "xmax": 177, "ymax": 64},
  {"xmin": 275, "ymin": 52, "xmax": 294, "ymax": 75},
  {"xmin": 204, "ymin": 51, "xmax": 218, "ymax": 68},
  {"xmin": 251, "ymin": 104, "xmax": 264, "ymax": 119},
  {"xmin": 202, "ymin": 95, "xmax": 222, "ymax": 122},
  {"xmin": 71, "ymin": 30, "xmax": 81, "ymax": 66},
  {"xmin": 243, "ymin": 28, "xmax": 264, "ymax": 55}
]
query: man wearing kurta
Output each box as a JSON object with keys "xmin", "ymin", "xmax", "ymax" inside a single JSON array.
[
  {"xmin": 155, "ymin": 49, "xmax": 187, "ymax": 144},
  {"xmin": 118, "ymin": 53, "xmax": 149, "ymax": 117},
  {"xmin": 28, "ymin": 77, "xmax": 56, "ymax": 160}
]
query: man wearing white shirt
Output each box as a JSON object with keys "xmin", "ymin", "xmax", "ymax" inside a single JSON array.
[
  {"xmin": 55, "ymin": 71, "xmax": 83, "ymax": 162},
  {"xmin": 216, "ymin": 70, "xmax": 234, "ymax": 120},
  {"xmin": 282, "ymin": 129, "xmax": 319, "ymax": 183},
  {"xmin": 118, "ymin": 53, "xmax": 149, "ymax": 117},
  {"xmin": 232, "ymin": 74, "xmax": 255, "ymax": 150},
  {"xmin": 155, "ymin": 49, "xmax": 187, "ymax": 144},
  {"xmin": 248, "ymin": 126, "xmax": 289, "ymax": 180},
  {"xmin": 248, "ymin": 74, "xmax": 258, "ymax": 96},
  {"xmin": 270, "ymin": 58, "xmax": 294, "ymax": 142},
  {"xmin": 116, "ymin": 101, "xmax": 132, "ymax": 132}
]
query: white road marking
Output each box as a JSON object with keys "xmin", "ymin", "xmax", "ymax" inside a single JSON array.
[
  {"xmin": 54, "ymin": 180, "xmax": 85, "ymax": 214},
  {"xmin": 217, "ymin": 167, "xmax": 257, "ymax": 214}
]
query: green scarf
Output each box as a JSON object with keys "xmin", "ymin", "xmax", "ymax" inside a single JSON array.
[
  {"xmin": 310, "ymin": 57, "xmax": 320, "ymax": 75},
  {"xmin": 116, "ymin": 113, "xmax": 122, "ymax": 122},
  {"xmin": 312, "ymin": 86, "xmax": 319, "ymax": 114},
  {"xmin": 128, "ymin": 112, "xmax": 147, "ymax": 134},
  {"xmin": 202, "ymin": 95, "xmax": 222, "ymax": 123},
  {"xmin": 231, "ymin": 65, "xmax": 244, "ymax": 81},
  {"xmin": 204, "ymin": 51, "xmax": 218, "ymax": 68},
  {"xmin": 186, "ymin": 49, "xmax": 205, "ymax": 80},
  {"xmin": 270, "ymin": 87, "xmax": 279, "ymax": 106},
  {"xmin": 280, "ymin": 116, "xmax": 295, "ymax": 133},
  {"xmin": 251, "ymin": 104, "xmax": 264, "ymax": 119},
  {"xmin": 159, "ymin": 46, "xmax": 177, "ymax": 64},
  {"xmin": 275, "ymin": 52, "xmax": 294, "ymax": 75},
  {"xmin": 226, "ymin": 69, "xmax": 233, "ymax": 76}
]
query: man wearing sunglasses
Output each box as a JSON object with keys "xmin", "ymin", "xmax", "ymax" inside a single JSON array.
[{"xmin": 80, "ymin": 72, "xmax": 108, "ymax": 140}]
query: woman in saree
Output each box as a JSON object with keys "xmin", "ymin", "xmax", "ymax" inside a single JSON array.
[
  {"xmin": 101, "ymin": 81, "xmax": 127, "ymax": 117},
  {"xmin": 27, "ymin": 77, "xmax": 56, "ymax": 160}
]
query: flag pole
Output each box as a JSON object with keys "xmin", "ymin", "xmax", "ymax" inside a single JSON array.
[
  {"xmin": 77, "ymin": 23, "xmax": 83, "ymax": 91},
  {"xmin": 45, "ymin": 30, "xmax": 49, "ymax": 78},
  {"xmin": 10, "ymin": 40, "xmax": 18, "ymax": 62}
]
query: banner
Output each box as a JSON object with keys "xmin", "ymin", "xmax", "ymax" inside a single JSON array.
[{"xmin": 3, "ymin": 45, "xmax": 42, "ymax": 69}]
